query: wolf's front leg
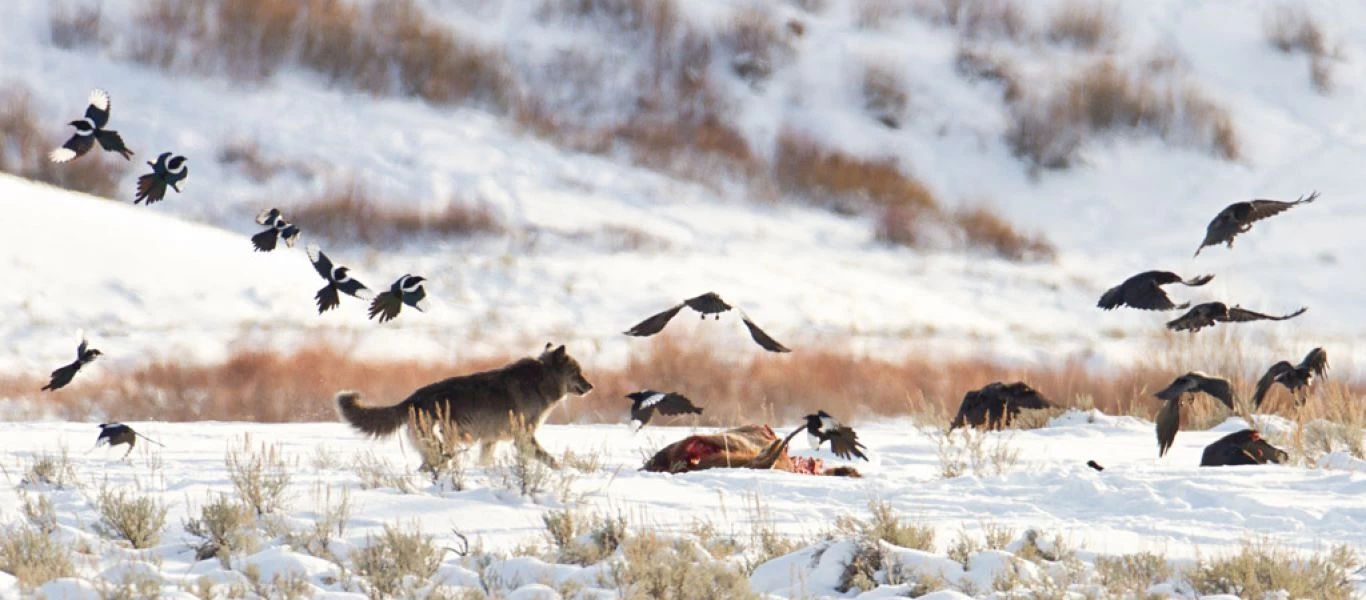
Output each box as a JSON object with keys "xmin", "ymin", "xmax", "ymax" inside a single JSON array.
[{"xmin": 530, "ymin": 438, "xmax": 560, "ymax": 469}]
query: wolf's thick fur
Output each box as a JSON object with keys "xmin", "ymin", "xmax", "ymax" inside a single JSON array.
[{"xmin": 335, "ymin": 344, "xmax": 593, "ymax": 467}]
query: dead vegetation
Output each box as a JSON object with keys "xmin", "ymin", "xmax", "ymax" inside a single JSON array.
[
  {"xmin": 1045, "ymin": 0, "xmax": 1118, "ymax": 51},
  {"xmin": 0, "ymin": 525, "xmax": 75, "ymax": 590},
  {"xmin": 287, "ymin": 181, "xmax": 505, "ymax": 247},
  {"xmin": 913, "ymin": 0, "xmax": 1030, "ymax": 42},
  {"xmin": 1188, "ymin": 539, "xmax": 1357, "ymax": 600},
  {"xmin": 0, "ymin": 84, "xmax": 128, "ymax": 199},
  {"xmin": 91, "ymin": 485, "xmax": 170, "ymax": 549},
  {"xmin": 953, "ymin": 205, "xmax": 1056, "ymax": 261},
  {"xmin": 1264, "ymin": 4, "xmax": 1338, "ymax": 94},
  {"xmin": 351, "ymin": 523, "xmax": 446, "ymax": 599},
  {"xmin": 48, "ymin": 1, "xmax": 105, "ymax": 50}
]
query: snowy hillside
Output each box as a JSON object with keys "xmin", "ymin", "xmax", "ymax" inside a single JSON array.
[{"xmin": 2, "ymin": 0, "xmax": 1365, "ymax": 380}]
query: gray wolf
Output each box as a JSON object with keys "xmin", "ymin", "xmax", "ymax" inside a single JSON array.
[{"xmin": 335, "ymin": 344, "xmax": 593, "ymax": 467}]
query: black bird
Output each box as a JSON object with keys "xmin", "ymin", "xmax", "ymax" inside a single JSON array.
[
  {"xmin": 624, "ymin": 292, "xmax": 790, "ymax": 352},
  {"xmin": 49, "ymin": 89, "xmax": 133, "ymax": 163},
  {"xmin": 368, "ymin": 274, "xmax": 428, "ymax": 323},
  {"xmin": 1251, "ymin": 347, "xmax": 1329, "ymax": 408},
  {"xmin": 1200, "ymin": 430, "xmax": 1288, "ymax": 467},
  {"xmin": 626, "ymin": 390, "xmax": 703, "ymax": 430},
  {"xmin": 1086, "ymin": 460, "xmax": 1105, "ymax": 472},
  {"xmin": 41, "ymin": 333, "xmax": 102, "ymax": 392},
  {"xmin": 1097, "ymin": 271, "xmax": 1214, "ymax": 311},
  {"xmin": 1153, "ymin": 371, "xmax": 1236, "ymax": 458},
  {"xmin": 95, "ymin": 423, "xmax": 164, "ymax": 459},
  {"xmin": 134, "ymin": 152, "xmax": 188, "ymax": 205},
  {"xmin": 252, "ymin": 208, "xmax": 302, "ymax": 252},
  {"xmin": 1166, "ymin": 302, "xmax": 1307, "ymax": 334},
  {"xmin": 1194, "ymin": 191, "xmax": 1319, "ymax": 256},
  {"xmin": 949, "ymin": 382, "xmax": 1055, "ymax": 430},
  {"xmin": 306, "ymin": 243, "xmax": 372, "ymax": 314},
  {"xmin": 803, "ymin": 410, "xmax": 868, "ymax": 461}
]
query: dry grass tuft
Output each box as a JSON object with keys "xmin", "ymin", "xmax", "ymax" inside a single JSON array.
[
  {"xmin": 718, "ymin": 7, "xmax": 795, "ymax": 87},
  {"xmin": 184, "ymin": 494, "xmax": 259, "ymax": 564},
  {"xmin": 1189, "ymin": 539, "xmax": 1357, "ymax": 600},
  {"xmin": 922, "ymin": 0, "xmax": 1030, "ymax": 41},
  {"xmin": 352, "ymin": 523, "xmax": 445, "ymax": 599},
  {"xmin": 1046, "ymin": 0, "xmax": 1118, "ymax": 50},
  {"xmin": 1007, "ymin": 58, "xmax": 1240, "ymax": 170},
  {"xmin": 834, "ymin": 499, "xmax": 936, "ymax": 552},
  {"xmin": 0, "ymin": 525, "xmax": 75, "ymax": 590},
  {"xmin": 606, "ymin": 531, "xmax": 758, "ymax": 599},
  {"xmin": 861, "ymin": 63, "xmax": 910, "ymax": 129},
  {"xmin": 1264, "ymin": 5, "xmax": 1337, "ymax": 94},
  {"xmin": 775, "ymin": 129, "xmax": 940, "ymax": 214},
  {"xmin": 1094, "ymin": 550, "xmax": 1173, "ymax": 597},
  {"xmin": 92, "ymin": 485, "xmax": 170, "ymax": 549},
  {"xmin": 20, "ymin": 448, "xmax": 78, "ymax": 489},
  {"xmin": 225, "ymin": 434, "xmax": 293, "ymax": 516},
  {"xmin": 48, "ymin": 2, "xmax": 104, "ymax": 50},
  {"xmin": 955, "ymin": 45, "xmax": 1023, "ymax": 102},
  {"xmin": 288, "ymin": 181, "xmax": 505, "ymax": 247},
  {"xmin": 0, "ymin": 84, "xmax": 128, "ymax": 198},
  {"xmin": 542, "ymin": 509, "xmax": 628, "ymax": 566},
  {"xmin": 953, "ymin": 205, "xmax": 1056, "ymax": 262},
  {"xmin": 216, "ymin": 138, "xmax": 316, "ymax": 182}
]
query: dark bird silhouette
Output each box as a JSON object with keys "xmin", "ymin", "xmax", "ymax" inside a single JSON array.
[
  {"xmin": 306, "ymin": 242, "xmax": 372, "ymax": 314},
  {"xmin": 1166, "ymin": 302, "xmax": 1307, "ymax": 333},
  {"xmin": 1153, "ymin": 372, "xmax": 1236, "ymax": 457},
  {"xmin": 950, "ymin": 382, "xmax": 1055, "ymax": 430},
  {"xmin": 1251, "ymin": 347, "xmax": 1329, "ymax": 408},
  {"xmin": 368, "ymin": 274, "xmax": 428, "ymax": 323},
  {"xmin": 1200, "ymin": 430, "xmax": 1288, "ymax": 467},
  {"xmin": 626, "ymin": 390, "xmax": 703, "ymax": 430},
  {"xmin": 41, "ymin": 333, "xmax": 102, "ymax": 391},
  {"xmin": 134, "ymin": 152, "xmax": 188, "ymax": 205},
  {"xmin": 1086, "ymin": 460, "xmax": 1104, "ymax": 472},
  {"xmin": 624, "ymin": 292, "xmax": 790, "ymax": 352},
  {"xmin": 95, "ymin": 423, "xmax": 164, "ymax": 459},
  {"xmin": 803, "ymin": 410, "xmax": 868, "ymax": 461},
  {"xmin": 252, "ymin": 208, "xmax": 301, "ymax": 252},
  {"xmin": 1097, "ymin": 271, "xmax": 1214, "ymax": 311},
  {"xmin": 49, "ymin": 89, "xmax": 133, "ymax": 163},
  {"xmin": 1194, "ymin": 191, "xmax": 1319, "ymax": 256}
]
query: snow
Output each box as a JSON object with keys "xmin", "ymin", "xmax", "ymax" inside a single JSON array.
[{"xmin": 1, "ymin": 418, "xmax": 1364, "ymax": 596}]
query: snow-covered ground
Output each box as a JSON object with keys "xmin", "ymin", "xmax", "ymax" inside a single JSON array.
[
  {"xmin": 1, "ymin": 415, "xmax": 1364, "ymax": 597},
  {"xmin": 2, "ymin": 0, "xmax": 1365, "ymax": 379}
]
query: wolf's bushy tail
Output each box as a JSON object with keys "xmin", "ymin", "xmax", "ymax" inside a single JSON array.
[{"xmin": 335, "ymin": 391, "xmax": 408, "ymax": 437}]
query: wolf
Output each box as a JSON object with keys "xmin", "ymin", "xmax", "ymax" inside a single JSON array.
[{"xmin": 335, "ymin": 344, "xmax": 593, "ymax": 467}]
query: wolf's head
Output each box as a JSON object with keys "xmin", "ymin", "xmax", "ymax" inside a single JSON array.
[{"xmin": 539, "ymin": 343, "xmax": 593, "ymax": 396}]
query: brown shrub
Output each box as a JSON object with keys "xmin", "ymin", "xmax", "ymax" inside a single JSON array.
[
  {"xmin": 953, "ymin": 205, "xmax": 1056, "ymax": 262},
  {"xmin": 955, "ymin": 45, "xmax": 1023, "ymax": 102},
  {"xmin": 1007, "ymin": 58, "xmax": 1240, "ymax": 169},
  {"xmin": 1264, "ymin": 5, "xmax": 1336, "ymax": 94},
  {"xmin": 0, "ymin": 84, "xmax": 128, "ymax": 198},
  {"xmin": 128, "ymin": 0, "xmax": 210, "ymax": 70},
  {"xmin": 873, "ymin": 205, "xmax": 932, "ymax": 248},
  {"xmin": 775, "ymin": 130, "xmax": 940, "ymax": 214},
  {"xmin": 718, "ymin": 7, "xmax": 794, "ymax": 86},
  {"xmin": 929, "ymin": 0, "xmax": 1030, "ymax": 41},
  {"xmin": 288, "ymin": 181, "xmax": 505, "ymax": 247},
  {"xmin": 217, "ymin": 138, "xmax": 317, "ymax": 182},
  {"xmin": 1046, "ymin": 0, "xmax": 1117, "ymax": 50},
  {"xmin": 48, "ymin": 1, "xmax": 104, "ymax": 50},
  {"xmin": 861, "ymin": 63, "xmax": 910, "ymax": 129}
]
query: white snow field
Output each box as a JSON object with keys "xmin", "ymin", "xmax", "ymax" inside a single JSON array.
[{"xmin": 1, "ymin": 415, "xmax": 1364, "ymax": 598}]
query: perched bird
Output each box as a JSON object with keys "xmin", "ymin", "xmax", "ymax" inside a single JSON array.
[
  {"xmin": 368, "ymin": 274, "xmax": 428, "ymax": 323},
  {"xmin": 134, "ymin": 152, "xmax": 188, "ymax": 205},
  {"xmin": 41, "ymin": 333, "xmax": 102, "ymax": 391},
  {"xmin": 95, "ymin": 423, "xmax": 164, "ymax": 459},
  {"xmin": 1153, "ymin": 371, "xmax": 1236, "ymax": 458},
  {"xmin": 1085, "ymin": 460, "xmax": 1105, "ymax": 472},
  {"xmin": 252, "ymin": 208, "xmax": 301, "ymax": 252},
  {"xmin": 626, "ymin": 390, "xmax": 703, "ymax": 430},
  {"xmin": 624, "ymin": 292, "xmax": 790, "ymax": 352},
  {"xmin": 305, "ymin": 243, "xmax": 373, "ymax": 314},
  {"xmin": 1097, "ymin": 271, "xmax": 1214, "ymax": 311},
  {"xmin": 803, "ymin": 410, "xmax": 868, "ymax": 461},
  {"xmin": 1166, "ymin": 302, "xmax": 1307, "ymax": 333},
  {"xmin": 1251, "ymin": 347, "xmax": 1329, "ymax": 408},
  {"xmin": 949, "ymin": 382, "xmax": 1055, "ymax": 430},
  {"xmin": 1200, "ymin": 430, "xmax": 1287, "ymax": 467},
  {"xmin": 49, "ymin": 89, "xmax": 133, "ymax": 163},
  {"xmin": 1194, "ymin": 191, "xmax": 1319, "ymax": 256}
]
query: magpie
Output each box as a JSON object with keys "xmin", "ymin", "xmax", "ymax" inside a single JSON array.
[
  {"xmin": 368, "ymin": 274, "xmax": 428, "ymax": 323},
  {"xmin": 1194, "ymin": 191, "xmax": 1319, "ymax": 256},
  {"xmin": 624, "ymin": 291, "xmax": 790, "ymax": 352},
  {"xmin": 95, "ymin": 423, "xmax": 164, "ymax": 459},
  {"xmin": 1252, "ymin": 347, "xmax": 1329, "ymax": 408},
  {"xmin": 803, "ymin": 410, "xmax": 868, "ymax": 461},
  {"xmin": 134, "ymin": 152, "xmax": 188, "ymax": 205},
  {"xmin": 1097, "ymin": 271, "xmax": 1213, "ymax": 311},
  {"xmin": 626, "ymin": 390, "xmax": 703, "ymax": 430},
  {"xmin": 306, "ymin": 242, "xmax": 372, "ymax": 314},
  {"xmin": 41, "ymin": 332, "xmax": 101, "ymax": 391},
  {"xmin": 49, "ymin": 89, "xmax": 133, "ymax": 163},
  {"xmin": 252, "ymin": 208, "xmax": 301, "ymax": 252},
  {"xmin": 1166, "ymin": 302, "xmax": 1307, "ymax": 333}
]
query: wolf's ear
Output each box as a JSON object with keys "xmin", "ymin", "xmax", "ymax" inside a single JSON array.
[
  {"xmin": 551, "ymin": 345, "xmax": 566, "ymax": 360},
  {"xmin": 545, "ymin": 342, "xmax": 553, "ymax": 352}
]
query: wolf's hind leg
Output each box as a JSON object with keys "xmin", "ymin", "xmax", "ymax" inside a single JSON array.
[{"xmin": 530, "ymin": 438, "xmax": 560, "ymax": 469}]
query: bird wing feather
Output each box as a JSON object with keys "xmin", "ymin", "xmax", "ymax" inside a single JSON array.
[
  {"xmin": 1252, "ymin": 362, "xmax": 1295, "ymax": 408},
  {"xmin": 624, "ymin": 303, "xmax": 685, "ymax": 337},
  {"xmin": 1193, "ymin": 374, "xmax": 1237, "ymax": 409},
  {"xmin": 740, "ymin": 316, "xmax": 791, "ymax": 352},
  {"xmin": 1300, "ymin": 347, "xmax": 1329, "ymax": 377}
]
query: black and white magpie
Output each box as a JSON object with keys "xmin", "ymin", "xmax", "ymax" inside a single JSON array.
[
  {"xmin": 252, "ymin": 208, "xmax": 301, "ymax": 252},
  {"xmin": 367, "ymin": 274, "xmax": 428, "ymax": 323},
  {"xmin": 95, "ymin": 423, "xmax": 163, "ymax": 459},
  {"xmin": 624, "ymin": 291, "xmax": 790, "ymax": 352},
  {"xmin": 803, "ymin": 410, "xmax": 868, "ymax": 461},
  {"xmin": 134, "ymin": 152, "xmax": 188, "ymax": 205},
  {"xmin": 49, "ymin": 89, "xmax": 133, "ymax": 163},
  {"xmin": 626, "ymin": 390, "xmax": 703, "ymax": 430},
  {"xmin": 306, "ymin": 242, "xmax": 372, "ymax": 314},
  {"xmin": 41, "ymin": 332, "xmax": 101, "ymax": 392}
]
